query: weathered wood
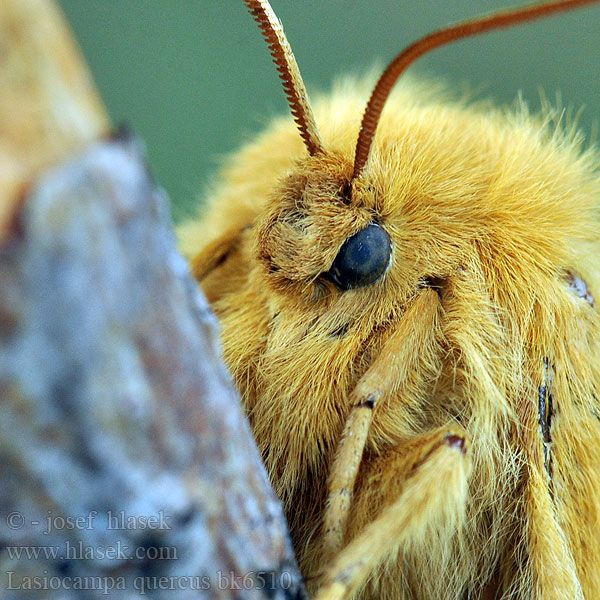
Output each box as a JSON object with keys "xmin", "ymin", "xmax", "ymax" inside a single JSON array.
[{"xmin": 0, "ymin": 138, "xmax": 306, "ymax": 599}]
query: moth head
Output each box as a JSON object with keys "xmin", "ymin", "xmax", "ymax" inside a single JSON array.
[
  {"xmin": 246, "ymin": 0, "xmax": 595, "ymax": 305},
  {"xmin": 244, "ymin": 1, "xmax": 388, "ymax": 299},
  {"xmin": 256, "ymin": 150, "xmax": 393, "ymax": 301}
]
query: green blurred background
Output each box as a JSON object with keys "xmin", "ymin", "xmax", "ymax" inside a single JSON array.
[{"xmin": 58, "ymin": 1, "xmax": 600, "ymax": 222}]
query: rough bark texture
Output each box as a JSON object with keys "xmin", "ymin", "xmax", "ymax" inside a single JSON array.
[
  {"xmin": 0, "ymin": 137, "xmax": 306, "ymax": 599},
  {"xmin": 0, "ymin": 0, "xmax": 306, "ymax": 598}
]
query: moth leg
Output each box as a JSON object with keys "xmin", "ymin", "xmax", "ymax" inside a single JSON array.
[
  {"xmin": 516, "ymin": 368, "xmax": 584, "ymax": 600},
  {"xmin": 314, "ymin": 428, "xmax": 470, "ymax": 600},
  {"xmin": 321, "ymin": 287, "xmax": 441, "ymax": 563},
  {"xmin": 319, "ymin": 399, "xmax": 373, "ymax": 565}
]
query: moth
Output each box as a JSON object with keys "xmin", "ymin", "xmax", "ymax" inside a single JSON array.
[{"xmin": 178, "ymin": 1, "xmax": 600, "ymax": 598}]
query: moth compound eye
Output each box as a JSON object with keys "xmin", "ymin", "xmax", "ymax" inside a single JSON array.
[{"xmin": 327, "ymin": 223, "xmax": 392, "ymax": 290}]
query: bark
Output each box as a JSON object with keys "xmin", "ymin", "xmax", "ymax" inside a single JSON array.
[{"xmin": 0, "ymin": 1, "xmax": 305, "ymax": 598}]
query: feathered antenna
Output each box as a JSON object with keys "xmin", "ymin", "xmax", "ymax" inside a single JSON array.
[
  {"xmin": 352, "ymin": 0, "xmax": 600, "ymax": 180},
  {"xmin": 244, "ymin": 0, "xmax": 323, "ymax": 156}
]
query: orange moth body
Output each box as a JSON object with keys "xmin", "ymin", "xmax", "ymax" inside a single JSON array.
[{"xmin": 179, "ymin": 1, "xmax": 600, "ymax": 598}]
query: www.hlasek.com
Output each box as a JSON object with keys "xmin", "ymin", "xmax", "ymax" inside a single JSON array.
[
  {"xmin": 5, "ymin": 571, "xmax": 295, "ymax": 594},
  {"xmin": 5, "ymin": 541, "xmax": 177, "ymax": 562}
]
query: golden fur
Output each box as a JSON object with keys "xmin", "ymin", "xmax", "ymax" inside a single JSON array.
[{"xmin": 179, "ymin": 78, "xmax": 600, "ymax": 599}]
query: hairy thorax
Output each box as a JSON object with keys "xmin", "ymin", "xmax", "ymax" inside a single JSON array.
[{"xmin": 179, "ymin": 81, "xmax": 600, "ymax": 599}]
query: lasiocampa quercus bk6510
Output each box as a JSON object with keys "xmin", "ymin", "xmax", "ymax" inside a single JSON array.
[{"xmin": 178, "ymin": 1, "xmax": 600, "ymax": 598}]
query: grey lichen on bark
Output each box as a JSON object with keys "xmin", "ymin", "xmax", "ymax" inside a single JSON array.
[
  {"xmin": 0, "ymin": 136, "xmax": 306, "ymax": 598},
  {"xmin": 0, "ymin": 0, "xmax": 306, "ymax": 594}
]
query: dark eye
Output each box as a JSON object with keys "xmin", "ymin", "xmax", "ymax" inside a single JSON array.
[{"xmin": 326, "ymin": 223, "xmax": 392, "ymax": 290}]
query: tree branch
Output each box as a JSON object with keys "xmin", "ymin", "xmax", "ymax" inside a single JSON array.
[{"xmin": 0, "ymin": 1, "xmax": 305, "ymax": 597}]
